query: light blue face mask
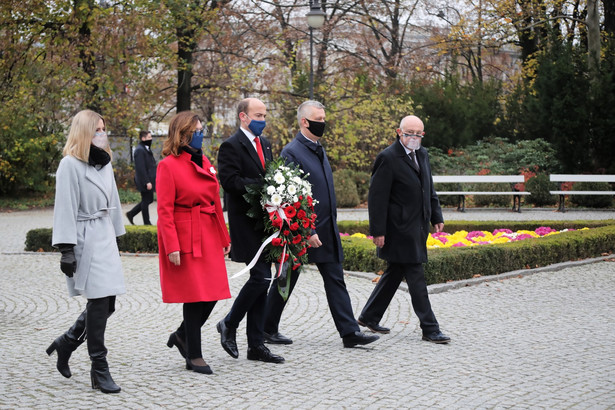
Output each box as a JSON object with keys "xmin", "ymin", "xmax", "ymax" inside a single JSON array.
[
  {"xmin": 189, "ymin": 129, "xmax": 204, "ymax": 150},
  {"xmin": 247, "ymin": 117, "xmax": 266, "ymax": 136}
]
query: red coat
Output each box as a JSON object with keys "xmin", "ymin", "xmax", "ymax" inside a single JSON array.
[{"xmin": 156, "ymin": 151, "xmax": 231, "ymax": 303}]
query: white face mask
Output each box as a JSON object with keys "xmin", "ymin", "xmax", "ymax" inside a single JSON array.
[
  {"xmin": 402, "ymin": 137, "xmax": 421, "ymax": 151},
  {"xmin": 92, "ymin": 131, "xmax": 109, "ymax": 149}
]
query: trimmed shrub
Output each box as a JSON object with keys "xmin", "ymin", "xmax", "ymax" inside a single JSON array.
[
  {"xmin": 526, "ymin": 174, "xmax": 557, "ymax": 206},
  {"xmin": 24, "ymin": 221, "xmax": 615, "ymax": 286},
  {"xmin": 352, "ymin": 171, "xmax": 371, "ymax": 203},
  {"xmin": 569, "ymin": 181, "xmax": 614, "ymax": 208},
  {"xmin": 333, "ymin": 169, "xmax": 360, "ymax": 208}
]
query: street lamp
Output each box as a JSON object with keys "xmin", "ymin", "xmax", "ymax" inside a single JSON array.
[{"xmin": 306, "ymin": 0, "xmax": 326, "ymax": 99}]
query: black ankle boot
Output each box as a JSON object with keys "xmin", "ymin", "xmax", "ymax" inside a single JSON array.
[
  {"xmin": 46, "ymin": 309, "xmax": 87, "ymax": 378},
  {"xmin": 87, "ymin": 297, "xmax": 121, "ymax": 394}
]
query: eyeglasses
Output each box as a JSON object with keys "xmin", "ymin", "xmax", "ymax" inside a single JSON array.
[{"xmin": 400, "ymin": 132, "xmax": 424, "ymax": 139}]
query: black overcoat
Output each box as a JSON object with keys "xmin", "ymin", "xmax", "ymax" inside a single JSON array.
[
  {"xmin": 217, "ymin": 129, "xmax": 273, "ymax": 262},
  {"xmin": 133, "ymin": 142, "xmax": 157, "ymax": 192},
  {"xmin": 368, "ymin": 140, "xmax": 443, "ymax": 263},
  {"xmin": 281, "ymin": 133, "xmax": 343, "ymax": 263}
]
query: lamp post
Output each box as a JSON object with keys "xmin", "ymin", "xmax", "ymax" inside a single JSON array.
[{"xmin": 306, "ymin": 0, "xmax": 326, "ymax": 99}]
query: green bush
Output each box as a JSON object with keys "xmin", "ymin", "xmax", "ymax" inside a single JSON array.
[
  {"xmin": 470, "ymin": 183, "xmax": 513, "ymax": 207},
  {"xmin": 333, "ymin": 169, "xmax": 360, "ymax": 208},
  {"xmin": 569, "ymin": 181, "xmax": 614, "ymax": 208},
  {"xmin": 352, "ymin": 171, "xmax": 371, "ymax": 203},
  {"xmin": 526, "ymin": 174, "xmax": 557, "ymax": 206}
]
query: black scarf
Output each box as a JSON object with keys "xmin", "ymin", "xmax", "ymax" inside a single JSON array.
[
  {"xmin": 88, "ymin": 145, "xmax": 111, "ymax": 167},
  {"xmin": 181, "ymin": 145, "xmax": 203, "ymax": 168}
]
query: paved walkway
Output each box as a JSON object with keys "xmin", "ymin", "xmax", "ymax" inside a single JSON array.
[{"xmin": 1, "ymin": 207, "xmax": 614, "ymax": 408}]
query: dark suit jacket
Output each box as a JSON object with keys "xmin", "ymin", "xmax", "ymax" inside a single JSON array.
[
  {"xmin": 217, "ymin": 129, "xmax": 273, "ymax": 262},
  {"xmin": 281, "ymin": 133, "xmax": 343, "ymax": 263},
  {"xmin": 368, "ymin": 140, "xmax": 443, "ymax": 264},
  {"xmin": 133, "ymin": 142, "xmax": 157, "ymax": 192}
]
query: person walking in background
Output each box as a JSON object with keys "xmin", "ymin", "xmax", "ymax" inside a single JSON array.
[
  {"xmin": 47, "ymin": 109, "xmax": 125, "ymax": 393},
  {"xmin": 216, "ymin": 97, "xmax": 285, "ymax": 364},
  {"xmin": 156, "ymin": 111, "xmax": 231, "ymax": 375},
  {"xmin": 126, "ymin": 130, "xmax": 156, "ymax": 225},
  {"xmin": 263, "ymin": 100, "xmax": 379, "ymax": 349},
  {"xmin": 358, "ymin": 115, "xmax": 451, "ymax": 344}
]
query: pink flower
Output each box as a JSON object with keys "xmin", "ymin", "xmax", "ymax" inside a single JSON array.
[
  {"xmin": 493, "ymin": 229, "xmax": 513, "ymax": 234},
  {"xmin": 535, "ymin": 227, "xmax": 556, "ymax": 236}
]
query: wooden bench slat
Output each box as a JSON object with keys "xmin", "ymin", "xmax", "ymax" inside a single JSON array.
[
  {"xmin": 437, "ymin": 191, "xmax": 530, "ymax": 195},
  {"xmin": 550, "ymin": 191, "xmax": 615, "ymax": 195},
  {"xmin": 549, "ymin": 174, "xmax": 615, "ymax": 183},
  {"xmin": 433, "ymin": 175, "xmax": 524, "ymax": 183}
]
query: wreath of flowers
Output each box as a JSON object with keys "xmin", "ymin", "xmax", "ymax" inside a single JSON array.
[{"xmin": 244, "ymin": 158, "xmax": 318, "ymax": 300}]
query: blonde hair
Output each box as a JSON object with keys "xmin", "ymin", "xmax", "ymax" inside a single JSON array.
[
  {"xmin": 63, "ymin": 110, "xmax": 112, "ymax": 162},
  {"xmin": 162, "ymin": 111, "xmax": 200, "ymax": 157}
]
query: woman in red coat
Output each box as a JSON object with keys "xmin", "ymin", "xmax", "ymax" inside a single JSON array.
[{"xmin": 157, "ymin": 111, "xmax": 231, "ymax": 375}]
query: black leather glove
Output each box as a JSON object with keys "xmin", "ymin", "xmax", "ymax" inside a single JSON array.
[{"xmin": 58, "ymin": 244, "xmax": 76, "ymax": 278}]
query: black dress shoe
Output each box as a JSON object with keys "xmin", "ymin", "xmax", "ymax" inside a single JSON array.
[
  {"xmin": 167, "ymin": 332, "xmax": 187, "ymax": 358},
  {"xmin": 247, "ymin": 344, "xmax": 285, "ymax": 363},
  {"xmin": 422, "ymin": 331, "xmax": 451, "ymax": 344},
  {"xmin": 216, "ymin": 320, "xmax": 239, "ymax": 358},
  {"xmin": 342, "ymin": 331, "xmax": 380, "ymax": 348},
  {"xmin": 357, "ymin": 317, "xmax": 390, "ymax": 334},
  {"xmin": 264, "ymin": 332, "xmax": 293, "ymax": 345},
  {"xmin": 125, "ymin": 212, "xmax": 134, "ymax": 225},
  {"xmin": 186, "ymin": 358, "xmax": 213, "ymax": 374}
]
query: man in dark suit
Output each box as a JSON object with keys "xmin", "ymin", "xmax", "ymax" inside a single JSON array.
[
  {"xmin": 357, "ymin": 115, "xmax": 451, "ymax": 344},
  {"xmin": 263, "ymin": 100, "xmax": 379, "ymax": 348},
  {"xmin": 216, "ymin": 98, "xmax": 284, "ymax": 363},
  {"xmin": 126, "ymin": 130, "xmax": 156, "ymax": 225}
]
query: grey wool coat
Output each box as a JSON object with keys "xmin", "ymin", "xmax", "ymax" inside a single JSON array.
[{"xmin": 52, "ymin": 155, "xmax": 126, "ymax": 299}]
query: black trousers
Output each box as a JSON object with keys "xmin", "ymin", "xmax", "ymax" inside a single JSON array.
[
  {"xmin": 127, "ymin": 190, "xmax": 154, "ymax": 224},
  {"xmin": 175, "ymin": 301, "xmax": 217, "ymax": 360},
  {"xmin": 223, "ymin": 260, "xmax": 271, "ymax": 347},
  {"xmin": 264, "ymin": 262, "xmax": 359, "ymax": 338},
  {"xmin": 360, "ymin": 262, "xmax": 439, "ymax": 333}
]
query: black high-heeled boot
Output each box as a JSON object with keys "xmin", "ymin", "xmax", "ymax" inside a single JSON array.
[
  {"xmin": 87, "ymin": 297, "xmax": 121, "ymax": 394},
  {"xmin": 46, "ymin": 309, "xmax": 87, "ymax": 378}
]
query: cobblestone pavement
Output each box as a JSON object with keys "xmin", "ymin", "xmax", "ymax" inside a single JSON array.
[{"xmin": 1, "ymin": 208, "xmax": 615, "ymax": 408}]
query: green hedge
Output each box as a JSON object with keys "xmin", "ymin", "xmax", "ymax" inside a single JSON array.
[
  {"xmin": 341, "ymin": 224, "xmax": 615, "ymax": 284},
  {"xmin": 25, "ymin": 221, "xmax": 615, "ymax": 285},
  {"xmin": 337, "ymin": 220, "xmax": 613, "ymax": 236}
]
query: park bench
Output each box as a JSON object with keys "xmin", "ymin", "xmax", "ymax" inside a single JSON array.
[
  {"xmin": 549, "ymin": 174, "xmax": 615, "ymax": 212},
  {"xmin": 433, "ymin": 175, "xmax": 530, "ymax": 212}
]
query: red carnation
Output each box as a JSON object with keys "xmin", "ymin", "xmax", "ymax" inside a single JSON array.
[
  {"xmin": 290, "ymin": 222, "xmax": 299, "ymax": 231},
  {"xmin": 284, "ymin": 206, "xmax": 297, "ymax": 218},
  {"xmin": 292, "ymin": 235, "xmax": 302, "ymax": 244},
  {"xmin": 270, "ymin": 213, "xmax": 283, "ymax": 229},
  {"xmin": 302, "ymin": 219, "xmax": 311, "ymax": 228},
  {"xmin": 307, "ymin": 196, "xmax": 313, "ymax": 207},
  {"xmin": 278, "ymin": 254, "xmax": 290, "ymax": 263},
  {"xmin": 283, "ymin": 230, "xmax": 290, "ymax": 236},
  {"xmin": 272, "ymin": 238, "xmax": 282, "ymax": 247},
  {"xmin": 297, "ymin": 247, "xmax": 307, "ymax": 257},
  {"xmin": 297, "ymin": 210, "xmax": 306, "ymax": 219},
  {"xmin": 292, "ymin": 263, "xmax": 301, "ymax": 271},
  {"xmin": 293, "ymin": 201, "xmax": 301, "ymax": 209}
]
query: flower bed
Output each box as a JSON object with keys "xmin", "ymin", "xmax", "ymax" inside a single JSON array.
[{"xmin": 341, "ymin": 227, "xmax": 589, "ymax": 249}]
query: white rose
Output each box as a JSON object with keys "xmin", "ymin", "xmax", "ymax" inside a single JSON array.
[
  {"xmin": 274, "ymin": 172, "xmax": 285, "ymax": 184},
  {"xmin": 271, "ymin": 193, "xmax": 282, "ymax": 206}
]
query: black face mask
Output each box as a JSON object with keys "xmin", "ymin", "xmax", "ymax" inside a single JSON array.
[
  {"xmin": 306, "ymin": 119, "xmax": 326, "ymax": 138},
  {"xmin": 88, "ymin": 144, "xmax": 111, "ymax": 167},
  {"xmin": 142, "ymin": 139, "xmax": 152, "ymax": 147}
]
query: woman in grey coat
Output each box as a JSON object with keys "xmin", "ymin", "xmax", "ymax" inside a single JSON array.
[{"xmin": 46, "ymin": 109, "xmax": 126, "ymax": 394}]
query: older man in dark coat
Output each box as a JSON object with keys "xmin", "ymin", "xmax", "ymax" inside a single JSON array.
[
  {"xmin": 126, "ymin": 130, "xmax": 156, "ymax": 225},
  {"xmin": 263, "ymin": 100, "xmax": 379, "ymax": 348},
  {"xmin": 357, "ymin": 115, "xmax": 451, "ymax": 344}
]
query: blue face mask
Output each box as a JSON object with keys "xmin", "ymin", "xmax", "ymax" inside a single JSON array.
[
  {"xmin": 189, "ymin": 130, "xmax": 204, "ymax": 150},
  {"xmin": 247, "ymin": 118, "xmax": 266, "ymax": 136}
]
